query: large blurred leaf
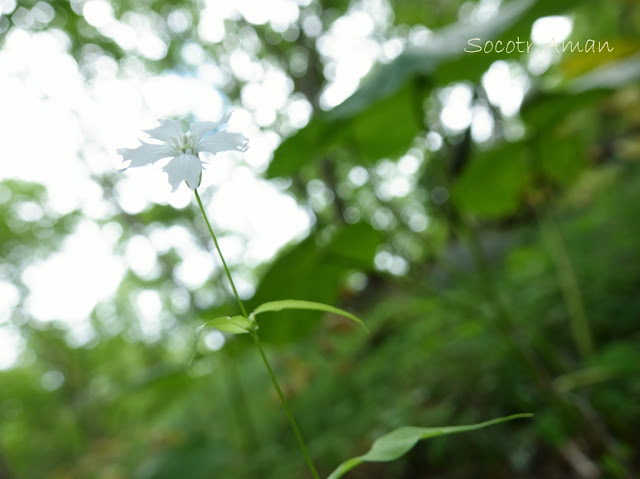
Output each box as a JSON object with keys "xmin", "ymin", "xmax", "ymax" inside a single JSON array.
[
  {"xmin": 432, "ymin": 0, "xmax": 583, "ymax": 85},
  {"xmin": 268, "ymin": 83, "xmax": 424, "ymax": 178},
  {"xmin": 520, "ymin": 90, "xmax": 605, "ymax": 130},
  {"xmin": 392, "ymin": 0, "xmax": 467, "ymax": 28},
  {"xmin": 248, "ymin": 236, "xmax": 343, "ymax": 343},
  {"xmin": 339, "ymin": 83, "xmax": 423, "ymax": 163},
  {"xmin": 522, "ymin": 53, "xmax": 640, "ymax": 129},
  {"xmin": 326, "ymin": 221, "xmax": 383, "ymax": 269},
  {"xmin": 248, "ymin": 223, "xmax": 381, "ymax": 343},
  {"xmin": 538, "ymin": 132, "xmax": 587, "ymax": 185},
  {"xmin": 453, "ymin": 141, "xmax": 531, "ymax": 219},
  {"xmin": 329, "ymin": 0, "xmax": 537, "ymax": 120},
  {"xmin": 559, "ymin": 39, "xmax": 640, "ymax": 78},
  {"xmin": 568, "ymin": 53, "xmax": 640, "ymax": 93},
  {"xmin": 266, "ymin": 118, "xmax": 327, "ymax": 179}
]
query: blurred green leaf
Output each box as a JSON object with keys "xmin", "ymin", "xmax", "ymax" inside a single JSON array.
[
  {"xmin": 520, "ymin": 90, "xmax": 605, "ymax": 130},
  {"xmin": 329, "ymin": 0, "xmax": 537, "ymax": 119},
  {"xmin": 340, "ymin": 84, "xmax": 423, "ymax": 163},
  {"xmin": 453, "ymin": 141, "xmax": 531, "ymax": 219},
  {"xmin": 592, "ymin": 342, "xmax": 640, "ymax": 375},
  {"xmin": 569, "ymin": 53, "xmax": 640, "ymax": 93},
  {"xmin": 538, "ymin": 132, "xmax": 587, "ymax": 185},
  {"xmin": 554, "ymin": 342, "xmax": 640, "ymax": 393},
  {"xmin": 326, "ymin": 221, "xmax": 383, "ymax": 269},
  {"xmin": 248, "ymin": 236, "xmax": 343, "ymax": 343},
  {"xmin": 327, "ymin": 414, "xmax": 533, "ymax": 479},
  {"xmin": 248, "ymin": 221, "xmax": 380, "ymax": 343},
  {"xmin": 266, "ymin": 118, "xmax": 326, "ymax": 179},
  {"xmin": 522, "ymin": 53, "xmax": 640, "ymax": 130}
]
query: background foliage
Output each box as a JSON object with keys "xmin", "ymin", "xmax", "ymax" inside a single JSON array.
[{"xmin": 1, "ymin": 0, "xmax": 640, "ymax": 477}]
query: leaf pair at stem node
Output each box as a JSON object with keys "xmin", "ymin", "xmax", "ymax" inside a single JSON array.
[{"xmin": 189, "ymin": 299, "xmax": 367, "ymax": 366}]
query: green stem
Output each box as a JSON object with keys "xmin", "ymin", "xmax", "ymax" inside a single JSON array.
[
  {"xmin": 461, "ymin": 221, "xmax": 553, "ymax": 387},
  {"xmin": 251, "ymin": 331, "xmax": 320, "ymax": 479},
  {"xmin": 194, "ymin": 189, "xmax": 260, "ymax": 472},
  {"xmin": 222, "ymin": 352, "xmax": 263, "ymax": 473},
  {"xmin": 539, "ymin": 215, "xmax": 593, "ymax": 360},
  {"xmin": 194, "ymin": 188, "xmax": 319, "ymax": 479},
  {"xmin": 194, "ymin": 189, "xmax": 247, "ymax": 317}
]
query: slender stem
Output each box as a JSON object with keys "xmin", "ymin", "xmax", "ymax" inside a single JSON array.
[
  {"xmin": 194, "ymin": 188, "xmax": 319, "ymax": 478},
  {"xmin": 461, "ymin": 220, "xmax": 553, "ymax": 387},
  {"xmin": 194, "ymin": 189, "xmax": 247, "ymax": 317},
  {"xmin": 251, "ymin": 331, "xmax": 320, "ymax": 479},
  {"xmin": 222, "ymin": 352, "xmax": 263, "ymax": 472},
  {"xmin": 194, "ymin": 189, "xmax": 261, "ymax": 472},
  {"xmin": 539, "ymin": 215, "xmax": 593, "ymax": 359}
]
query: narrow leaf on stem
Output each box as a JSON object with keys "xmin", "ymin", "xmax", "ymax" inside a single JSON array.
[
  {"xmin": 189, "ymin": 316, "xmax": 254, "ymax": 366},
  {"xmin": 251, "ymin": 299, "xmax": 368, "ymax": 332},
  {"xmin": 327, "ymin": 413, "xmax": 533, "ymax": 479}
]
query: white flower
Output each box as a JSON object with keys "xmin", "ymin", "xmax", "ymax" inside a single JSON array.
[{"xmin": 117, "ymin": 116, "xmax": 248, "ymax": 192}]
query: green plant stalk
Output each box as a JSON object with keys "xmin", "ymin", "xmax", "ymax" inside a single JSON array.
[
  {"xmin": 194, "ymin": 189, "xmax": 320, "ymax": 479},
  {"xmin": 461, "ymin": 221, "xmax": 553, "ymax": 387},
  {"xmin": 195, "ymin": 189, "xmax": 247, "ymax": 317},
  {"xmin": 251, "ymin": 331, "xmax": 321, "ymax": 479},
  {"xmin": 222, "ymin": 351, "xmax": 263, "ymax": 471},
  {"xmin": 539, "ymin": 215, "xmax": 593, "ymax": 359},
  {"xmin": 195, "ymin": 189, "xmax": 258, "ymax": 469}
]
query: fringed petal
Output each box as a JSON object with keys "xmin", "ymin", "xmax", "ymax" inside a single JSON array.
[
  {"xmin": 196, "ymin": 132, "xmax": 249, "ymax": 155},
  {"xmin": 189, "ymin": 112, "xmax": 232, "ymax": 143},
  {"xmin": 143, "ymin": 119, "xmax": 184, "ymax": 143},
  {"xmin": 162, "ymin": 154, "xmax": 204, "ymax": 192},
  {"xmin": 117, "ymin": 141, "xmax": 175, "ymax": 168}
]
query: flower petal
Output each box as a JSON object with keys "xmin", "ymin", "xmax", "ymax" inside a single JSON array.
[
  {"xmin": 143, "ymin": 119, "xmax": 184, "ymax": 143},
  {"xmin": 196, "ymin": 131, "xmax": 249, "ymax": 155},
  {"xmin": 189, "ymin": 113, "xmax": 231, "ymax": 143},
  {"xmin": 117, "ymin": 141, "xmax": 175, "ymax": 168},
  {"xmin": 162, "ymin": 154, "xmax": 204, "ymax": 192}
]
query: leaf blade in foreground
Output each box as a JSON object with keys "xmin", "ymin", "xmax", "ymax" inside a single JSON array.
[
  {"xmin": 327, "ymin": 413, "xmax": 533, "ymax": 479},
  {"xmin": 251, "ymin": 300, "xmax": 368, "ymax": 332},
  {"xmin": 189, "ymin": 316, "xmax": 253, "ymax": 366}
]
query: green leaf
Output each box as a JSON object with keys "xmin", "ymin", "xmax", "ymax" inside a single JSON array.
[
  {"xmin": 189, "ymin": 316, "xmax": 253, "ymax": 366},
  {"xmin": 205, "ymin": 315, "xmax": 254, "ymax": 334},
  {"xmin": 453, "ymin": 141, "xmax": 531, "ymax": 219},
  {"xmin": 328, "ymin": 414, "xmax": 533, "ymax": 479},
  {"xmin": 327, "ymin": 222, "xmax": 383, "ymax": 269},
  {"xmin": 538, "ymin": 133, "xmax": 586, "ymax": 185},
  {"xmin": 522, "ymin": 54, "xmax": 640, "ymax": 130},
  {"xmin": 433, "ymin": 0, "xmax": 582, "ymax": 85},
  {"xmin": 266, "ymin": 117, "xmax": 326, "ymax": 179},
  {"xmin": 341, "ymin": 83, "xmax": 423, "ymax": 164},
  {"xmin": 329, "ymin": 0, "xmax": 536, "ymax": 119},
  {"xmin": 568, "ymin": 53, "xmax": 640, "ymax": 93},
  {"xmin": 555, "ymin": 342, "xmax": 640, "ymax": 392},
  {"xmin": 251, "ymin": 300, "xmax": 368, "ymax": 332},
  {"xmin": 248, "ymin": 236, "xmax": 343, "ymax": 343}
]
